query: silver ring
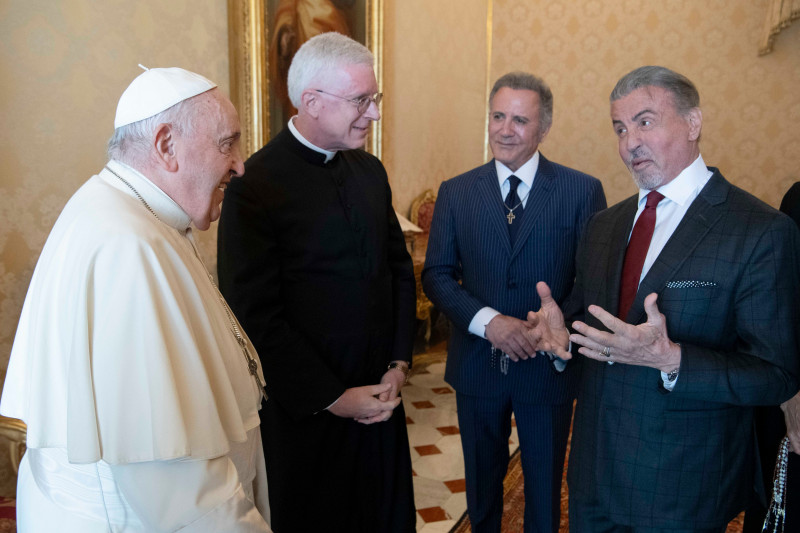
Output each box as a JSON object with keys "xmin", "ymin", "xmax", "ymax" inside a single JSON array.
[{"xmin": 601, "ymin": 346, "xmax": 612, "ymax": 358}]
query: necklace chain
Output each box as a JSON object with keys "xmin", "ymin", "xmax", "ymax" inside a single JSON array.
[
  {"xmin": 503, "ymin": 186, "xmax": 530, "ymax": 213},
  {"xmin": 106, "ymin": 166, "xmax": 268, "ymax": 402},
  {"xmin": 502, "ymin": 181, "xmax": 530, "ymax": 225},
  {"xmin": 109, "ymin": 168, "xmax": 160, "ymax": 220}
]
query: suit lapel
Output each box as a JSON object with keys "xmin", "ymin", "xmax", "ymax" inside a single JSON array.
[
  {"xmin": 476, "ymin": 161, "xmax": 513, "ymax": 253},
  {"xmin": 510, "ymin": 156, "xmax": 555, "ymax": 258},
  {"xmin": 626, "ymin": 170, "xmax": 729, "ymax": 323}
]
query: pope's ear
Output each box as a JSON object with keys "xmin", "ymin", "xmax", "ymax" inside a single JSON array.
[
  {"xmin": 153, "ymin": 123, "xmax": 178, "ymax": 172},
  {"xmin": 300, "ymin": 90, "xmax": 320, "ymax": 118}
]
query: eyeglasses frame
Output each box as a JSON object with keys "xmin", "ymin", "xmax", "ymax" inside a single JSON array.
[{"xmin": 314, "ymin": 89, "xmax": 383, "ymax": 114}]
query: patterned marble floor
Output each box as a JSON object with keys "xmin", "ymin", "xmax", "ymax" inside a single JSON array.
[
  {"xmin": 403, "ymin": 348, "xmax": 746, "ymax": 533},
  {"xmin": 403, "ymin": 349, "xmax": 518, "ymax": 532}
]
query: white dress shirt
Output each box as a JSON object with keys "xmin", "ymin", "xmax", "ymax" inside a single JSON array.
[
  {"xmin": 629, "ymin": 155, "xmax": 712, "ymax": 389},
  {"xmin": 630, "ymin": 155, "xmax": 712, "ymax": 282}
]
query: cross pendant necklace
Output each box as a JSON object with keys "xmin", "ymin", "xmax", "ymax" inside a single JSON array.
[{"xmin": 503, "ymin": 188, "xmax": 530, "ymax": 225}]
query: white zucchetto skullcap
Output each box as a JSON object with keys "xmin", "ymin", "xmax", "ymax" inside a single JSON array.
[{"xmin": 114, "ymin": 65, "xmax": 217, "ymax": 128}]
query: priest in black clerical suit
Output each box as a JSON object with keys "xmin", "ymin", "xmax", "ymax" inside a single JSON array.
[{"xmin": 217, "ymin": 33, "xmax": 416, "ymax": 533}]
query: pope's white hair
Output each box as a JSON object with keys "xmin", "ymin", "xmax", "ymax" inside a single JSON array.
[{"xmin": 107, "ymin": 94, "xmax": 204, "ymax": 166}]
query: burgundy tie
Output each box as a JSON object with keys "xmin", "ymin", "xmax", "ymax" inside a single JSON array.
[{"xmin": 618, "ymin": 191, "xmax": 665, "ymax": 319}]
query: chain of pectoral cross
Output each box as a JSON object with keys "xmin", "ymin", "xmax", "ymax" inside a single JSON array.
[{"xmin": 107, "ymin": 166, "xmax": 268, "ymax": 403}]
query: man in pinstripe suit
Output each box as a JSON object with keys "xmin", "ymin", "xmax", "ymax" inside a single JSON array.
[
  {"xmin": 528, "ymin": 66, "xmax": 800, "ymax": 532},
  {"xmin": 422, "ymin": 72, "xmax": 606, "ymax": 533}
]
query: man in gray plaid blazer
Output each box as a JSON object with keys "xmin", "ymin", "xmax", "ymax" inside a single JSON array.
[{"xmin": 529, "ymin": 66, "xmax": 800, "ymax": 532}]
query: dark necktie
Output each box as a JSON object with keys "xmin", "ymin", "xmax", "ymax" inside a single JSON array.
[
  {"xmin": 618, "ymin": 191, "xmax": 665, "ymax": 319},
  {"xmin": 505, "ymin": 175, "xmax": 524, "ymax": 245}
]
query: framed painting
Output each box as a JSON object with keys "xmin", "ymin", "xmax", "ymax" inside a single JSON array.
[{"xmin": 228, "ymin": 0, "xmax": 384, "ymax": 158}]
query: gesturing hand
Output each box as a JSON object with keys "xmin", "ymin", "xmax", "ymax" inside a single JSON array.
[
  {"xmin": 570, "ymin": 292, "xmax": 680, "ymax": 373},
  {"xmin": 525, "ymin": 282, "xmax": 571, "ymax": 360}
]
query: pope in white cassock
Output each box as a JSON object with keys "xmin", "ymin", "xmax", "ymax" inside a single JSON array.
[{"xmin": 0, "ymin": 67, "xmax": 273, "ymax": 532}]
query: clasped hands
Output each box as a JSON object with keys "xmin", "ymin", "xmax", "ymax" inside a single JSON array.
[
  {"xmin": 327, "ymin": 366, "xmax": 407, "ymax": 425},
  {"xmin": 491, "ymin": 282, "xmax": 680, "ymax": 373}
]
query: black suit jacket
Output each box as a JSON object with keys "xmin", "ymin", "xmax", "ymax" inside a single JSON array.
[{"xmin": 565, "ymin": 169, "xmax": 800, "ymax": 529}]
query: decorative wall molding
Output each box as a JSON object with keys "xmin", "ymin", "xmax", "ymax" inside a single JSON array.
[
  {"xmin": 759, "ymin": 0, "xmax": 800, "ymax": 55},
  {"xmin": 227, "ymin": 0, "xmax": 383, "ymax": 158},
  {"xmin": 483, "ymin": 0, "xmax": 493, "ymax": 163},
  {"xmin": 228, "ymin": 0, "xmax": 269, "ymax": 157}
]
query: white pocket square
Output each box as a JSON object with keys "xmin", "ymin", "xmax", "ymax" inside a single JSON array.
[{"xmin": 665, "ymin": 280, "xmax": 717, "ymax": 288}]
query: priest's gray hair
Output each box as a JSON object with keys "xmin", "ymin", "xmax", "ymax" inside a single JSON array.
[
  {"xmin": 610, "ymin": 66, "xmax": 700, "ymax": 116},
  {"xmin": 489, "ymin": 72, "xmax": 553, "ymax": 133},
  {"xmin": 287, "ymin": 32, "xmax": 374, "ymax": 109},
  {"xmin": 107, "ymin": 98, "xmax": 200, "ymax": 166}
]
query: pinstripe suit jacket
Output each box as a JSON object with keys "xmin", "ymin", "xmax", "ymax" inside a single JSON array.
[
  {"xmin": 422, "ymin": 156, "xmax": 606, "ymax": 403},
  {"xmin": 565, "ymin": 168, "xmax": 800, "ymax": 529}
]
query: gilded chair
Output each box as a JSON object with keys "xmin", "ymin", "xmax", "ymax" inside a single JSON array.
[
  {"xmin": 408, "ymin": 190, "xmax": 438, "ymax": 348},
  {"xmin": 0, "ymin": 415, "xmax": 25, "ymax": 529},
  {"xmin": 409, "ymin": 189, "xmax": 437, "ymax": 233}
]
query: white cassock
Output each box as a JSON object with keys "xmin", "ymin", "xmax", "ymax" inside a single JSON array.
[{"xmin": 0, "ymin": 160, "xmax": 272, "ymax": 532}]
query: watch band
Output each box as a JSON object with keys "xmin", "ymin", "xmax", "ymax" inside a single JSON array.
[{"xmin": 388, "ymin": 361, "xmax": 410, "ymax": 384}]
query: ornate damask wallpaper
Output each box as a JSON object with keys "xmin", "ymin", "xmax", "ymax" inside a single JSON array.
[
  {"xmin": 382, "ymin": 0, "xmax": 490, "ymax": 214},
  {"xmin": 383, "ymin": 0, "xmax": 799, "ymax": 214},
  {"xmin": 0, "ymin": 0, "xmax": 798, "ymax": 390},
  {"xmin": 0, "ymin": 1, "xmax": 229, "ymax": 391},
  {"xmin": 490, "ymin": 0, "xmax": 800, "ymax": 207}
]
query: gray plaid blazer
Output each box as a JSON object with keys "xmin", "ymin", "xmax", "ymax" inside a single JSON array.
[{"xmin": 565, "ymin": 168, "xmax": 800, "ymax": 529}]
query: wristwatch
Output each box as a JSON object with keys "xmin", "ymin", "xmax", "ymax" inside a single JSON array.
[{"xmin": 387, "ymin": 361, "xmax": 411, "ymax": 384}]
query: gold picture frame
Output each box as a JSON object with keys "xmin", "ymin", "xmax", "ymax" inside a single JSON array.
[{"xmin": 227, "ymin": 0, "xmax": 384, "ymax": 159}]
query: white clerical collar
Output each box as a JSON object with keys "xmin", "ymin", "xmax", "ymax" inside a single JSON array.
[
  {"xmin": 104, "ymin": 159, "xmax": 193, "ymax": 233},
  {"xmin": 495, "ymin": 151, "xmax": 540, "ymax": 189},
  {"xmin": 288, "ymin": 116, "xmax": 337, "ymax": 163},
  {"xmin": 640, "ymin": 154, "xmax": 712, "ymax": 208}
]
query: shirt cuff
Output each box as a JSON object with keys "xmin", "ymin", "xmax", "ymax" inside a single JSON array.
[
  {"xmin": 660, "ymin": 371, "xmax": 678, "ymax": 391},
  {"xmin": 468, "ymin": 307, "xmax": 500, "ymax": 338},
  {"xmin": 539, "ymin": 352, "xmax": 565, "ymax": 372},
  {"xmin": 324, "ymin": 395, "xmax": 341, "ymax": 412},
  {"xmin": 541, "ymin": 340, "xmax": 571, "ymax": 372}
]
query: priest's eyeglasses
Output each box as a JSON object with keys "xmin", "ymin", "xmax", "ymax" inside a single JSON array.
[{"xmin": 315, "ymin": 90, "xmax": 383, "ymax": 114}]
